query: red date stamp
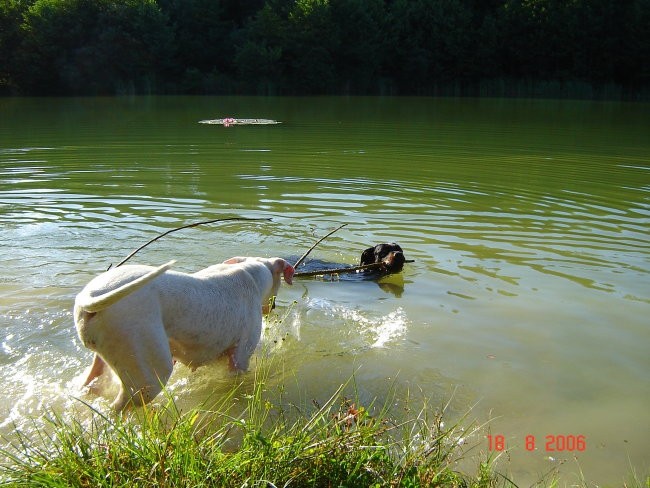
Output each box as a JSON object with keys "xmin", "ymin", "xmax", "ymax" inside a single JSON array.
[{"xmin": 487, "ymin": 434, "xmax": 586, "ymax": 452}]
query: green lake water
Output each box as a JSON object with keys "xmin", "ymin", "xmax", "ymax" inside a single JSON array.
[{"xmin": 1, "ymin": 96, "xmax": 648, "ymax": 484}]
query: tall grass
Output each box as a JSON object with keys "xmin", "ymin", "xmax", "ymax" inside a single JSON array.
[{"xmin": 0, "ymin": 358, "xmax": 502, "ymax": 488}]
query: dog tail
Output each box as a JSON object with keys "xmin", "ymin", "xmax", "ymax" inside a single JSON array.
[{"xmin": 76, "ymin": 260, "xmax": 176, "ymax": 313}]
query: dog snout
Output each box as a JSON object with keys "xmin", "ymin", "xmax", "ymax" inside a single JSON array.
[{"xmin": 384, "ymin": 250, "xmax": 406, "ymax": 272}]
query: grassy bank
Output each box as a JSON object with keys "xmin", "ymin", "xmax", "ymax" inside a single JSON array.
[
  {"xmin": 0, "ymin": 360, "xmax": 502, "ymax": 487},
  {"xmin": 1, "ymin": 368, "xmax": 649, "ymax": 488}
]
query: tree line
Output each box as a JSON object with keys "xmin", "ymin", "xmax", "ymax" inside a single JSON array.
[{"xmin": 1, "ymin": 0, "xmax": 649, "ymax": 99}]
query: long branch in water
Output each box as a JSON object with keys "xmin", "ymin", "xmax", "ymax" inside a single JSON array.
[
  {"xmin": 293, "ymin": 223, "xmax": 348, "ymax": 270},
  {"xmin": 111, "ymin": 217, "xmax": 271, "ymax": 269},
  {"xmin": 293, "ymin": 262, "xmax": 384, "ymax": 278}
]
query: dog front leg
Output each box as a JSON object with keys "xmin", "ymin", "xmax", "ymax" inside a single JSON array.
[
  {"xmin": 225, "ymin": 345, "xmax": 250, "ymax": 372},
  {"xmin": 226, "ymin": 346, "xmax": 240, "ymax": 372},
  {"xmin": 230, "ymin": 318, "xmax": 263, "ymax": 372}
]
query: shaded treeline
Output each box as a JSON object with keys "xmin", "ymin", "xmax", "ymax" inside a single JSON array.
[{"xmin": 1, "ymin": 0, "xmax": 649, "ymax": 99}]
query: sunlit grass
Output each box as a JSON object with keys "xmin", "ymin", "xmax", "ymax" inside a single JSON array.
[{"xmin": 0, "ymin": 356, "xmax": 505, "ymax": 488}]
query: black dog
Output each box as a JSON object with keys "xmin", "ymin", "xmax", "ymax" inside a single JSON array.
[
  {"xmin": 291, "ymin": 242, "xmax": 408, "ymax": 296},
  {"xmin": 291, "ymin": 242, "xmax": 408, "ymax": 280},
  {"xmin": 359, "ymin": 243, "xmax": 406, "ymax": 275}
]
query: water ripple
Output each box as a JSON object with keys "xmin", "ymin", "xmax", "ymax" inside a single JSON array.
[{"xmin": 1, "ymin": 97, "xmax": 649, "ymax": 484}]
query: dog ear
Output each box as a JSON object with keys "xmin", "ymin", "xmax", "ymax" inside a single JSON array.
[
  {"xmin": 283, "ymin": 262, "xmax": 294, "ymax": 285},
  {"xmin": 271, "ymin": 258, "xmax": 294, "ymax": 285},
  {"xmin": 360, "ymin": 247, "xmax": 375, "ymax": 265}
]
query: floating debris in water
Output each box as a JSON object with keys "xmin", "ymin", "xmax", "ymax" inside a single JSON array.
[{"xmin": 199, "ymin": 118, "xmax": 282, "ymax": 126}]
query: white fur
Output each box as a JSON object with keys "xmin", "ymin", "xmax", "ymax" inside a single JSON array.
[{"xmin": 74, "ymin": 257, "xmax": 294, "ymax": 411}]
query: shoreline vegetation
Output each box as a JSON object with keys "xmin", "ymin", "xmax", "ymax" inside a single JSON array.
[
  {"xmin": 1, "ymin": 358, "xmax": 504, "ymax": 488},
  {"xmin": 1, "ymin": 0, "xmax": 649, "ymax": 100},
  {"xmin": 1, "ymin": 358, "xmax": 648, "ymax": 487}
]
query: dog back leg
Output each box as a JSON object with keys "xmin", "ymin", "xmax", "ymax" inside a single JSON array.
[
  {"xmin": 94, "ymin": 315, "xmax": 174, "ymax": 411},
  {"xmin": 83, "ymin": 354, "xmax": 106, "ymax": 387},
  {"xmin": 110, "ymin": 341, "xmax": 174, "ymax": 411}
]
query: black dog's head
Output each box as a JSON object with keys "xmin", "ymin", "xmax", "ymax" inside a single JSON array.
[{"xmin": 360, "ymin": 243, "xmax": 406, "ymax": 274}]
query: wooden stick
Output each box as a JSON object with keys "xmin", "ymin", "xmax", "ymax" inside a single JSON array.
[
  {"xmin": 294, "ymin": 259, "xmax": 415, "ymax": 278},
  {"xmin": 293, "ymin": 223, "xmax": 348, "ymax": 269},
  {"xmin": 111, "ymin": 217, "xmax": 271, "ymax": 269},
  {"xmin": 294, "ymin": 262, "xmax": 383, "ymax": 277}
]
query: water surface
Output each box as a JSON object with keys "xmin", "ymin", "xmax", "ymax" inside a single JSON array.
[{"xmin": 1, "ymin": 96, "xmax": 648, "ymax": 484}]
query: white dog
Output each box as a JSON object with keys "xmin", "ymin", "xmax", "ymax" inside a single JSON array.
[{"xmin": 74, "ymin": 256, "xmax": 294, "ymax": 411}]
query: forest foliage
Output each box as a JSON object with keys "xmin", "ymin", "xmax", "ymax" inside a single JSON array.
[{"xmin": 1, "ymin": 0, "xmax": 649, "ymax": 98}]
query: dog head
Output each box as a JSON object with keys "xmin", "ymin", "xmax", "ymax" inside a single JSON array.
[
  {"xmin": 223, "ymin": 256, "xmax": 294, "ymax": 313},
  {"xmin": 360, "ymin": 243, "xmax": 405, "ymax": 273},
  {"xmin": 381, "ymin": 250, "xmax": 406, "ymax": 272},
  {"xmin": 223, "ymin": 256, "xmax": 294, "ymax": 284}
]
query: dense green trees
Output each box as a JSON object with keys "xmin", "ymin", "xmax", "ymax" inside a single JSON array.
[
  {"xmin": 15, "ymin": 0, "xmax": 174, "ymax": 94},
  {"xmin": 1, "ymin": 0, "xmax": 648, "ymax": 98}
]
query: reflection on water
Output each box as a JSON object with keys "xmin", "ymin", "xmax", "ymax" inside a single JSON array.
[{"xmin": 1, "ymin": 96, "xmax": 649, "ymax": 484}]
